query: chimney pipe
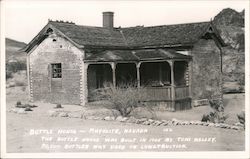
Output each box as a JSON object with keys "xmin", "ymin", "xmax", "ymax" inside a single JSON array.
[{"xmin": 103, "ymin": 12, "xmax": 114, "ymax": 29}]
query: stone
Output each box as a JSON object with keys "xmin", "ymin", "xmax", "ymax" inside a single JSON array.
[
  {"xmin": 234, "ymin": 122, "xmax": 244, "ymax": 127},
  {"xmin": 17, "ymin": 108, "xmax": 27, "ymax": 114},
  {"xmin": 58, "ymin": 112, "xmax": 68, "ymax": 117},
  {"xmin": 104, "ymin": 116, "xmax": 112, "ymax": 121},
  {"xmin": 201, "ymin": 122, "xmax": 209, "ymax": 126},
  {"xmin": 116, "ymin": 116, "xmax": 124, "ymax": 122},
  {"xmin": 141, "ymin": 121, "xmax": 148, "ymax": 125},
  {"xmin": 120, "ymin": 117, "xmax": 128, "ymax": 122},
  {"xmin": 231, "ymin": 126, "xmax": 240, "ymax": 130},
  {"xmin": 127, "ymin": 116, "xmax": 137, "ymax": 123},
  {"xmin": 215, "ymin": 123, "xmax": 221, "ymax": 127},
  {"xmin": 24, "ymin": 107, "xmax": 33, "ymax": 111},
  {"xmin": 208, "ymin": 123, "xmax": 215, "ymax": 127},
  {"xmin": 154, "ymin": 121, "xmax": 163, "ymax": 126}
]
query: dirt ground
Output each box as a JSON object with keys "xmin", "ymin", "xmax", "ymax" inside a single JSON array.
[{"xmin": 5, "ymin": 86, "xmax": 245, "ymax": 152}]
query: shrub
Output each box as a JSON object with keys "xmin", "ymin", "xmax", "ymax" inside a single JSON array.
[
  {"xmin": 6, "ymin": 61, "xmax": 26, "ymax": 79},
  {"xmin": 97, "ymin": 83, "xmax": 146, "ymax": 117},
  {"xmin": 201, "ymin": 99, "xmax": 228, "ymax": 123},
  {"xmin": 55, "ymin": 104, "xmax": 63, "ymax": 108},
  {"xmin": 16, "ymin": 101, "xmax": 22, "ymax": 106},
  {"xmin": 237, "ymin": 111, "xmax": 245, "ymax": 128}
]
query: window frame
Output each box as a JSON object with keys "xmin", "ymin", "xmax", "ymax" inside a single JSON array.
[{"xmin": 51, "ymin": 63, "xmax": 62, "ymax": 78}]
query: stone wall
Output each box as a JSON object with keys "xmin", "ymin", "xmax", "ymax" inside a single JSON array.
[
  {"xmin": 28, "ymin": 34, "xmax": 84, "ymax": 104},
  {"xmin": 191, "ymin": 39, "xmax": 222, "ymax": 101}
]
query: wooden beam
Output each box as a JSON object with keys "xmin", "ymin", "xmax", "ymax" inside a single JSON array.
[
  {"xmin": 111, "ymin": 62, "xmax": 116, "ymax": 87},
  {"xmin": 136, "ymin": 62, "xmax": 141, "ymax": 88}
]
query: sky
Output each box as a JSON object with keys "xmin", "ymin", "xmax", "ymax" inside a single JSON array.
[{"xmin": 4, "ymin": 0, "xmax": 248, "ymax": 44}]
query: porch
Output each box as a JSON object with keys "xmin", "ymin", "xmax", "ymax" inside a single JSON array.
[{"xmin": 84, "ymin": 49, "xmax": 192, "ymax": 111}]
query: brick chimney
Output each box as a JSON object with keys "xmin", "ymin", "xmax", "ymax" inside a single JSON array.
[{"xmin": 103, "ymin": 12, "xmax": 114, "ymax": 29}]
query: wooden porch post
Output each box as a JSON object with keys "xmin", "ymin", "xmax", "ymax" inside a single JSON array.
[
  {"xmin": 187, "ymin": 61, "xmax": 192, "ymax": 99},
  {"xmin": 136, "ymin": 62, "xmax": 141, "ymax": 88},
  {"xmin": 169, "ymin": 60, "xmax": 175, "ymax": 111},
  {"xmin": 111, "ymin": 62, "xmax": 116, "ymax": 87},
  {"xmin": 81, "ymin": 62, "xmax": 89, "ymax": 106}
]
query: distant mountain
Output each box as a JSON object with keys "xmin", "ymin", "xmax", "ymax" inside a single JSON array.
[
  {"xmin": 213, "ymin": 8, "xmax": 245, "ymax": 93},
  {"xmin": 5, "ymin": 38, "xmax": 26, "ymax": 62}
]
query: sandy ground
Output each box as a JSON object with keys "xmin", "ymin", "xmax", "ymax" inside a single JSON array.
[{"xmin": 5, "ymin": 86, "xmax": 245, "ymax": 152}]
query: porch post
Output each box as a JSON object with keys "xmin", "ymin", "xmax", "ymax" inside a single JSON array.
[
  {"xmin": 111, "ymin": 62, "xmax": 116, "ymax": 87},
  {"xmin": 187, "ymin": 61, "xmax": 192, "ymax": 99},
  {"xmin": 169, "ymin": 60, "xmax": 175, "ymax": 111},
  {"xmin": 136, "ymin": 62, "xmax": 141, "ymax": 87},
  {"xmin": 81, "ymin": 62, "xmax": 89, "ymax": 106}
]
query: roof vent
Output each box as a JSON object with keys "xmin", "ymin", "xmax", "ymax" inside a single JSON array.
[{"xmin": 103, "ymin": 12, "xmax": 114, "ymax": 29}]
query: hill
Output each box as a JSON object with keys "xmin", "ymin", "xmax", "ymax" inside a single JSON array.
[
  {"xmin": 213, "ymin": 8, "xmax": 245, "ymax": 93},
  {"xmin": 5, "ymin": 38, "xmax": 26, "ymax": 62}
]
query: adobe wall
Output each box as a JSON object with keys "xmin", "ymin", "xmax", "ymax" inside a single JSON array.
[
  {"xmin": 28, "ymin": 34, "xmax": 85, "ymax": 105},
  {"xmin": 191, "ymin": 39, "xmax": 222, "ymax": 102}
]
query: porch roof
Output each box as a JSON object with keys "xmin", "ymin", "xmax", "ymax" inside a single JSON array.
[{"xmin": 85, "ymin": 49, "xmax": 191, "ymax": 62}]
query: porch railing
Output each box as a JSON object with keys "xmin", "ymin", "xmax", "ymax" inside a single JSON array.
[
  {"xmin": 142, "ymin": 85, "xmax": 189, "ymax": 101},
  {"xmin": 143, "ymin": 86, "xmax": 172, "ymax": 101},
  {"xmin": 175, "ymin": 85, "xmax": 190, "ymax": 100},
  {"xmin": 89, "ymin": 85, "xmax": 190, "ymax": 102}
]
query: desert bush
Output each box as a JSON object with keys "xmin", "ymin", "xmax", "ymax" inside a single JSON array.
[
  {"xmin": 6, "ymin": 61, "xmax": 26, "ymax": 79},
  {"xmin": 55, "ymin": 104, "xmax": 63, "ymax": 108},
  {"xmin": 97, "ymin": 83, "xmax": 146, "ymax": 117},
  {"xmin": 237, "ymin": 111, "xmax": 245, "ymax": 128},
  {"xmin": 16, "ymin": 101, "xmax": 22, "ymax": 106},
  {"xmin": 201, "ymin": 99, "xmax": 228, "ymax": 123},
  {"xmin": 6, "ymin": 71, "xmax": 13, "ymax": 79}
]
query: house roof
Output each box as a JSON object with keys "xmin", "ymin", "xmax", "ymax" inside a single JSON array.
[
  {"xmin": 24, "ymin": 20, "xmax": 225, "ymax": 52},
  {"xmin": 120, "ymin": 22, "xmax": 211, "ymax": 47},
  {"xmin": 85, "ymin": 49, "xmax": 191, "ymax": 62},
  {"xmin": 49, "ymin": 21, "xmax": 126, "ymax": 47}
]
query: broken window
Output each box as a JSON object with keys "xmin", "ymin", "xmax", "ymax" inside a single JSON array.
[{"xmin": 51, "ymin": 63, "xmax": 62, "ymax": 78}]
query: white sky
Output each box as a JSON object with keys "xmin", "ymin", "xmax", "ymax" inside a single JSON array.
[{"xmin": 4, "ymin": 0, "xmax": 248, "ymax": 43}]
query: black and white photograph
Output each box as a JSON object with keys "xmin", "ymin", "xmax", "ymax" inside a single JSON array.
[{"xmin": 1, "ymin": 0, "xmax": 249, "ymax": 158}]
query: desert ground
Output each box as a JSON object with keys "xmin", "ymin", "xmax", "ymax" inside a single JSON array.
[{"xmin": 6, "ymin": 86, "xmax": 245, "ymax": 152}]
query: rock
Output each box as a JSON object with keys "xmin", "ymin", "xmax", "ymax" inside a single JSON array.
[
  {"xmin": 17, "ymin": 108, "xmax": 27, "ymax": 114},
  {"xmin": 127, "ymin": 116, "xmax": 137, "ymax": 123},
  {"xmin": 129, "ymin": 107, "xmax": 155, "ymax": 119},
  {"xmin": 215, "ymin": 123, "xmax": 221, "ymax": 127},
  {"xmin": 120, "ymin": 117, "xmax": 128, "ymax": 122},
  {"xmin": 181, "ymin": 121, "xmax": 189, "ymax": 125},
  {"xmin": 24, "ymin": 107, "xmax": 32, "ymax": 111},
  {"xmin": 201, "ymin": 122, "xmax": 209, "ymax": 126},
  {"xmin": 154, "ymin": 120, "xmax": 163, "ymax": 126},
  {"xmin": 142, "ymin": 121, "xmax": 151, "ymax": 125},
  {"xmin": 208, "ymin": 123, "xmax": 215, "ymax": 127},
  {"xmin": 116, "ymin": 116, "xmax": 124, "ymax": 122},
  {"xmin": 220, "ymin": 123, "xmax": 228, "ymax": 128},
  {"xmin": 104, "ymin": 116, "xmax": 114, "ymax": 121},
  {"xmin": 104, "ymin": 116, "xmax": 112, "ymax": 121},
  {"xmin": 58, "ymin": 112, "xmax": 68, "ymax": 117},
  {"xmin": 234, "ymin": 122, "xmax": 244, "ymax": 127},
  {"xmin": 231, "ymin": 126, "xmax": 240, "ymax": 130},
  {"xmin": 136, "ymin": 118, "xmax": 147, "ymax": 124}
]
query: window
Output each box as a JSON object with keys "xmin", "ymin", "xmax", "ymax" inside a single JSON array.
[{"xmin": 51, "ymin": 63, "xmax": 62, "ymax": 78}]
